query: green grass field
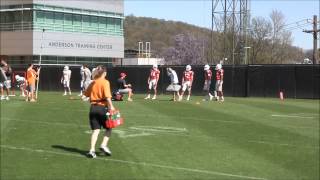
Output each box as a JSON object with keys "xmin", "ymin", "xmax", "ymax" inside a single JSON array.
[{"xmin": 1, "ymin": 92, "xmax": 319, "ymax": 180}]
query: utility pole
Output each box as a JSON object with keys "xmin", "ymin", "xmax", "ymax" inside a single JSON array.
[{"xmin": 303, "ymin": 15, "xmax": 320, "ymax": 64}]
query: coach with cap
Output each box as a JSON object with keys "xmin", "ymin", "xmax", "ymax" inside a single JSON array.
[{"xmin": 117, "ymin": 72, "xmax": 133, "ymax": 101}]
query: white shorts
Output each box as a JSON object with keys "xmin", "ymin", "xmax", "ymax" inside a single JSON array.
[
  {"xmin": 215, "ymin": 80, "xmax": 223, "ymax": 91},
  {"xmin": 17, "ymin": 81, "xmax": 25, "ymax": 88},
  {"xmin": 63, "ymin": 80, "xmax": 70, "ymax": 88},
  {"xmin": 118, "ymin": 88, "xmax": 131, "ymax": 94},
  {"xmin": 148, "ymin": 79, "xmax": 158, "ymax": 90},
  {"xmin": 83, "ymin": 80, "xmax": 92, "ymax": 90},
  {"xmin": 80, "ymin": 80, "xmax": 84, "ymax": 88},
  {"xmin": 4, "ymin": 80, "xmax": 11, "ymax": 89},
  {"xmin": 182, "ymin": 81, "xmax": 192, "ymax": 91},
  {"xmin": 203, "ymin": 80, "xmax": 211, "ymax": 91}
]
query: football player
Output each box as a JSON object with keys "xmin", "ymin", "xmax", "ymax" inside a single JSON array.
[
  {"xmin": 79, "ymin": 65, "xmax": 85, "ymax": 96},
  {"xmin": 15, "ymin": 75, "xmax": 27, "ymax": 97},
  {"xmin": 215, "ymin": 64, "xmax": 224, "ymax": 102},
  {"xmin": 203, "ymin": 64, "xmax": 214, "ymax": 101},
  {"xmin": 179, "ymin": 65, "xmax": 194, "ymax": 101},
  {"xmin": 61, "ymin": 66, "xmax": 72, "ymax": 96},
  {"xmin": 145, "ymin": 64, "xmax": 160, "ymax": 100}
]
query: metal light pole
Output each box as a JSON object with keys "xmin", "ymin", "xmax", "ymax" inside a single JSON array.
[{"xmin": 36, "ymin": 28, "xmax": 45, "ymax": 99}]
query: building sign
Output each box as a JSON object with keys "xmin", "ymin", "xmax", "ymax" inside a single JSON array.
[{"xmin": 48, "ymin": 41, "xmax": 113, "ymax": 50}]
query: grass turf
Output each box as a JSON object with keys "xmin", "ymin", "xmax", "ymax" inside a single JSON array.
[{"xmin": 0, "ymin": 92, "xmax": 319, "ymax": 180}]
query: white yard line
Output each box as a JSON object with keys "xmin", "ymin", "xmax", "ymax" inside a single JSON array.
[
  {"xmin": 271, "ymin": 114, "xmax": 316, "ymax": 119},
  {"xmin": 0, "ymin": 145, "xmax": 267, "ymax": 180}
]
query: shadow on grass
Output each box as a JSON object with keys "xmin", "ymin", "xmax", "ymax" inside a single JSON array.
[{"xmin": 51, "ymin": 145, "xmax": 87, "ymax": 157}]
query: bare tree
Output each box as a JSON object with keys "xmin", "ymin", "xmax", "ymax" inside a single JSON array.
[
  {"xmin": 269, "ymin": 10, "xmax": 293, "ymax": 64},
  {"xmin": 162, "ymin": 33, "xmax": 208, "ymax": 65},
  {"xmin": 250, "ymin": 17, "xmax": 272, "ymax": 64}
]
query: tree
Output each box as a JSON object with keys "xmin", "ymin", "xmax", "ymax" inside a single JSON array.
[
  {"xmin": 162, "ymin": 33, "xmax": 208, "ymax": 65},
  {"xmin": 269, "ymin": 10, "xmax": 293, "ymax": 64},
  {"xmin": 249, "ymin": 17, "xmax": 272, "ymax": 64}
]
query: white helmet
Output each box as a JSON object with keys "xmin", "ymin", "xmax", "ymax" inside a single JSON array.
[
  {"xmin": 204, "ymin": 64, "xmax": 210, "ymax": 71},
  {"xmin": 64, "ymin": 66, "xmax": 69, "ymax": 70},
  {"xmin": 186, "ymin": 65, "xmax": 191, "ymax": 71},
  {"xmin": 215, "ymin": 64, "xmax": 222, "ymax": 70},
  {"xmin": 152, "ymin": 64, "xmax": 158, "ymax": 69}
]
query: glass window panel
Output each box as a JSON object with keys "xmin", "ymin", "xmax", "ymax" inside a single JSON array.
[
  {"xmin": 23, "ymin": 4, "xmax": 33, "ymax": 8},
  {"xmin": 82, "ymin": 15, "xmax": 90, "ymax": 26},
  {"xmin": 23, "ymin": 10, "xmax": 32, "ymax": 22},
  {"xmin": 99, "ymin": 17, "xmax": 107, "ymax": 28},
  {"xmin": 91, "ymin": 16, "xmax": 98, "ymax": 27},
  {"xmin": 54, "ymin": 12, "xmax": 63, "ymax": 24},
  {"xmin": 107, "ymin": 18, "xmax": 114, "ymax": 29},
  {"xmin": 73, "ymin": 14, "xmax": 81, "ymax": 26},
  {"xmin": 36, "ymin": 11, "xmax": 44, "ymax": 22},
  {"xmin": 0, "ymin": 12, "xmax": 5, "ymax": 23},
  {"xmin": 13, "ymin": 11, "xmax": 22, "ymax": 22},
  {"xmin": 64, "ymin": 14, "xmax": 72, "ymax": 25},
  {"xmin": 115, "ymin": 19, "xmax": 121, "ymax": 29},
  {"xmin": 45, "ymin": 11, "xmax": 54, "ymax": 23}
]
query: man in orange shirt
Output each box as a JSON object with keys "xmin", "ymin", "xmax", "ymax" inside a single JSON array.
[
  {"xmin": 26, "ymin": 64, "xmax": 39, "ymax": 102},
  {"xmin": 84, "ymin": 65, "xmax": 116, "ymax": 158}
]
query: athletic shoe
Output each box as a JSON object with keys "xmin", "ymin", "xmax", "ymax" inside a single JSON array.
[
  {"xmin": 87, "ymin": 151, "xmax": 97, "ymax": 158},
  {"xmin": 5, "ymin": 96, "xmax": 9, "ymax": 100},
  {"xmin": 151, "ymin": 96, "xmax": 157, "ymax": 100},
  {"xmin": 178, "ymin": 96, "xmax": 182, "ymax": 101},
  {"xmin": 144, "ymin": 96, "xmax": 150, "ymax": 100},
  {"xmin": 209, "ymin": 94, "xmax": 214, "ymax": 101},
  {"xmin": 30, "ymin": 99, "xmax": 36, "ymax": 102},
  {"xmin": 99, "ymin": 146, "xmax": 111, "ymax": 156},
  {"xmin": 63, "ymin": 93, "xmax": 67, "ymax": 96},
  {"xmin": 127, "ymin": 98, "xmax": 133, "ymax": 102},
  {"xmin": 0, "ymin": 96, "xmax": 5, "ymax": 100}
]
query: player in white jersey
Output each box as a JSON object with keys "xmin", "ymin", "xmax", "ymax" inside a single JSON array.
[
  {"xmin": 82, "ymin": 65, "xmax": 92, "ymax": 90},
  {"xmin": 203, "ymin": 64, "xmax": 214, "ymax": 101},
  {"xmin": 61, "ymin": 66, "xmax": 72, "ymax": 95},
  {"xmin": 15, "ymin": 75, "xmax": 27, "ymax": 97},
  {"xmin": 81, "ymin": 65, "xmax": 92, "ymax": 101},
  {"xmin": 166, "ymin": 67, "xmax": 180, "ymax": 101},
  {"xmin": 179, "ymin": 65, "xmax": 194, "ymax": 101},
  {"xmin": 79, "ymin": 65, "xmax": 85, "ymax": 96}
]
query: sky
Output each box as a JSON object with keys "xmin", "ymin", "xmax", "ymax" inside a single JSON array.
[{"xmin": 124, "ymin": 0, "xmax": 320, "ymax": 50}]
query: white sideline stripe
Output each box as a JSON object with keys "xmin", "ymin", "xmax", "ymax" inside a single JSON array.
[
  {"xmin": 0, "ymin": 145, "xmax": 267, "ymax": 180},
  {"xmin": 271, "ymin": 114, "xmax": 315, "ymax": 119}
]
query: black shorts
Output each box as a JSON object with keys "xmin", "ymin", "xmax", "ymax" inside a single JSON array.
[{"xmin": 89, "ymin": 104, "xmax": 110, "ymax": 130}]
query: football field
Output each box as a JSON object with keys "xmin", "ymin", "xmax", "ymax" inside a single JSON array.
[{"xmin": 1, "ymin": 92, "xmax": 319, "ymax": 180}]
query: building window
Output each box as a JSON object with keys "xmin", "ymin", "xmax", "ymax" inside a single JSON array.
[{"xmin": 1, "ymin": 5, "xmax": 124, "ymax": 36}]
